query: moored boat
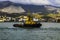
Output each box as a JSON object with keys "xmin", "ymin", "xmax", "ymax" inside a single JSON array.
[
  {"xmin": 13, "ymin": 22, "xmax": 42, "ymax": 28},
  {"xmin": 13, "ymin": 12, "xmax": 42, "ymax": 28}
]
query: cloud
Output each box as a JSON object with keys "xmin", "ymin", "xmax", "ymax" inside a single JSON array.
[
  {"xmin": 0, "ymin": 0, "xmax": 8, "ymax": 1},
  {"xmin": 9, "ymin": 0, "xmax": 31, "ymax": 4},
  {"xmin": 9, "ymin": 0, "xmax": 51, "ymax": 5},
  {"xmin": 30, "ymin": 0, "xmax": 50, "ymax": 5},
  {"xmin": 0, "ymin": 0, "xmax": 60, "ymax": 7},
  {"xmin": 48, "ymin": 0, "xmax": 60, "ymax": 7}
]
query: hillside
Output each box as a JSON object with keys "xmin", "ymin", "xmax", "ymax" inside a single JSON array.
[
  {"xmin": 0, "ymin": 5, "xmax": 25, "ymax": 13},
  {"xmin": 0, "ymin": 1, "xmax": 60, "ymax": 14}
]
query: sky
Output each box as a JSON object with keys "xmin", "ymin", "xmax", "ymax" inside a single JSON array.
[{"xmin": 0, "ymin": 0, "xmax": 60, "ymax": 7}]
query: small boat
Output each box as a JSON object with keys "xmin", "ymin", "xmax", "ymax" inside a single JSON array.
[
  {"xmin": 13, "ymin": 22, "xmax": 42, "ymax": 28},
  {"xmin": 13, "ymin": 13, "xmax": 42, "ymax": 28}
]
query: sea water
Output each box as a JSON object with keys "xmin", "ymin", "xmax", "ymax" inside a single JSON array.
[{"xmin": 0, "ymin": 22, "xmax": 60, "ymax": 40}]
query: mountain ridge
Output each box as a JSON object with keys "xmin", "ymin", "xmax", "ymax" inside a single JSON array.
[{"xmin": 0, "ymin": 1, "xmax": 60, "ymax": 14}]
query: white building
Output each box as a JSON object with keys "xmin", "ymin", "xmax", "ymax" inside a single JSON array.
[{"xmin": 33, "ymin": 18, "xmax": 39, "ymax": 21}]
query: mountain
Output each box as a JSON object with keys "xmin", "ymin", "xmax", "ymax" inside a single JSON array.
[
  {"xmin": 44, "ymin": 5, "xmax": 60, "ymax": 13},
  {"xmin": 0, "ymin": 1, "xmax": 12, "ymax": 8},
  {"xmin": 0, "ymin": 5, "xmax": 25, "ymax": 13},
  {"xmin": 0, "ymin": 1, "xmax": 60, "ymax": 14}
]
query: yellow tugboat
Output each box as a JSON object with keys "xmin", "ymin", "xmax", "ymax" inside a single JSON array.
[{"xmin": 13, "ymin": 12, "xmax": 42, "ymax": 28}]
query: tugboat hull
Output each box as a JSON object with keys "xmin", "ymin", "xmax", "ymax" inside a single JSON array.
[{"xmin": 13, "ymin": 23, "xmax": 42, "ymax": 28}]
